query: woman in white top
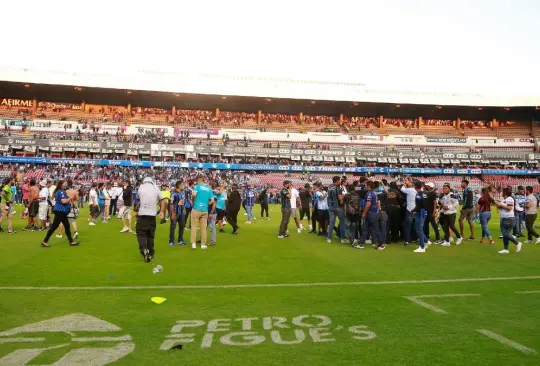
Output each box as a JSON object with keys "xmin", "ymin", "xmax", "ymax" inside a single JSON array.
[{"xmin": 495, "ymin": 187, "xmax": 522, "ymax": 254}]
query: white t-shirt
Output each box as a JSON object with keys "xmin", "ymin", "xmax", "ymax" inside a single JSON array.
[
  {"xmin": 500, "ymin": 197, "xmax": 515, "ymax": 219},
  {"xmin": 526, "ymin": 194, "xmax": 538, "ymax": 215},
  {"xmin": 89, "ymin": 189, "xmax": 98, "ymax": 206},
  {"xmin": 38, "ymin": 187, "xmax": 49, "ymax": 207},
  {"xmin": 290, "ymin": 188, "xmax": 299, "ymax": 209},
  {"xmin": 137, "ymin": 182, "xmax": 164, "ymax": 216}
]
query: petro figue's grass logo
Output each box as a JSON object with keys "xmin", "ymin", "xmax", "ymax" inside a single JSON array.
[{"xmin": 0, "ymin": 313, "xmax": 134, "ymax": 366}]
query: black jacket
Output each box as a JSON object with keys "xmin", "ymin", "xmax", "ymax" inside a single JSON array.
[{"xmin": 227, "ymin": 190, "xmax": 242, "ymax": 211}]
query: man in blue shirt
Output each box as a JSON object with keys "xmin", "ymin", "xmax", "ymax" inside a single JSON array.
[
  {"xmin": 190, "ymin": 175, "xmax": 214, "ymax": 249},
  {"xmin": 327, "ymin": 176, "xmax": 346, "ymax": 244},
  {"xmin": 244, "ymin": 185, "xmax": 256, "ymax": 224},
  {"xmin": 169, "ymin": 181, "xmax": 186, "ymax": 246},
  {"xmin": 215, "ymin": 185, "xmax": 227, "ymax": 232},
  {"xmin": 412, "ymin": 181, "xmax": 428, "ymax": 253},
  {"xmin": 358, "ymin": 181, "xmax": 384, "ymax": 250},
  {"xmin": 184, "ymin": 181, "xmax": 194, "ymax": 229}
]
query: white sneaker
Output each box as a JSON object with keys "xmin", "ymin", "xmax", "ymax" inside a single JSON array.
[
  {"xmin": 524, "ymin": 240, "xmax": 532, "ymax": 244},
  {"xmin": 191, "ymin": 243, "xmax": 196, "ymax": 249},
  {"xmin": 450, "ymin": 237, "xmax": 454, "ymax": 243},
  {"xmin": 426, "ymin": 240, "xmax": 433, "ymax": 246},
  {"xmin": 352, "ymin": 239, "xmax": 358, "ymax": 246},
  {"xmin": 300, "ymin": 226, "xmax": 305, "ymax": 231},
  {"xmin": 278, "ymin": 235, "xmax": 285, "ymax": 239},
  {"xmin": 456, "ymin": 237, "xmax": 464, "ymax": 246},
  {"xmin": 327, "ymin": 239, "xmax": 331, "ymax": 244},
  {"xmin": 56, "ymin": 234, "xmax": 62, "ymax": 238},
  {"xmin": 297, "ymin": 228, "xmax": 302, "ymax": 234},
  {"xmin": 309, "ymin": 225, "xmax": 313, "ymax": 230},
  {"xmin": 441, "ymin": 241, "xmax": 451, "ymax": 247},
  {"xmin": 120, "ymin": 227, "xmax": 129, "ymax": 233},
  {"xmin": 341, "ymin": 239, "xmax": 349, "ymax": 244},
  {"xmin": 244, "ymin": 213, "xmax": 247, "ymax": 215},
  {"xmin": 536, "ymin": 237, "xmax": 540, "ymax": 244},
  {"xmin": 245, "ymin": 221, "xmax": 252, "ymax": 225},
  {"xmin": 201, "ymin": 244, "xmax": 208, "ymax": 249},
  {"xmin": 89, "ymin": 222, "xmax": 96, "ymax": 226},
  {"xmin": 498, "ymin": 249, "xmax": 509, "ymax": 254},
  {"xmin": 73, "ymin": 232, "xmax": 79, "ymax": 238},
  {"xmin": 414, "ymin": 247, "xmax": 426, "ymax": 253},
  {"xmin": 366, "ymin": 239, "xmax": 372, "ymax": 244},
  {"xmin": 516, "ymin": 242, "xmax": 523, "ymax": 253}
]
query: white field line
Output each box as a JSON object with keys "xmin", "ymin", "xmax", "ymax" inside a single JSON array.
[
  {"xmin": 477, "ymin": 329, "xmax": 537, "ymax": 355},
  {"xmin": 404, "ymin": 293, "xmax": 481, "ymax": 314},
  {"xmin": 515, "ymin": 290, "xmax": 540, "ymax": 294},
  {"xmin": 0, "ymin": 337, "xmax": 45, "ymax": 343},
  {"xmin": 0, "ymin": 275, "xmax": 538, "ymax": 291}
]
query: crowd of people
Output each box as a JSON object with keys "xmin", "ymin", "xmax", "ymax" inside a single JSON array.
[
  {"xmin": 274, "ymin": 176, "xmax": 539, "ymax": 254},
  {"xmin": 1, "ymin": 166, "xmax": 539, "ymax": 262}
]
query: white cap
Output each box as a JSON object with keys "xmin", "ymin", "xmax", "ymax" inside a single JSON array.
[
  {"xmin": 426, "ymin": 182, "xmax": 435, "ymax": 189},
  {"xmin": 39, "ymin": 180, "xmax": 47, "ymax": 187}
]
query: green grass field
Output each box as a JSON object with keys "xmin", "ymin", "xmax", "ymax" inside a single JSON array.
[{"xmin": 1, "ymin": 204, "xmax": 540, "ymax": 365}]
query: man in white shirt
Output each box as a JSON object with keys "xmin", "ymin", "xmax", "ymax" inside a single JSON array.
[
  {"xmin": 524, "ymin": 186, "xmax": 540, "ymax": 244},
  {"xmin": 136, "ymin": 177, "xmax": 166, "ymax": 262},
  {"xmin": 400, "ymin": 177, "xmax": 417, "ymax": 246},
  {"xmin": 88, "ymin": 183, "xmax": 99, "ymax": 226},
  {"xmin": 38, "ymin": 180, "xmax": 51, "ymax": 230},
  {"xmin": 290, "ymin": 185, "xmax": 304, "ymax": 233}
]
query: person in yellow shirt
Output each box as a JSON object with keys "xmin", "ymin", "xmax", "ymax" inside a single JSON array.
[{"xmin": 160, "ymin": 184, "xmax": 171, "ymax": 221}]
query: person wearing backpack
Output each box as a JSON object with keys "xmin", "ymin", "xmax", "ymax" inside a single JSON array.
[{"xmin": 344, "ymin": 182, "xmax": 360, "ymax": 246}]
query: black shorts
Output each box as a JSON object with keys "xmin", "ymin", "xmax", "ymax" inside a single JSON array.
[
  {"xmin": 318, "ymin": 209, "xmax": 329, "ymax": 222},
  {"xmin": 29, "ymin": 201, "xmax": 39, "ymax": 217},
  {"xmin": 90, "ymin": 205, "xmax": 100, "ymax": 218},
  {"xmin": 216, "ymin": 208, "xmax": 226, "ymax": 221}
]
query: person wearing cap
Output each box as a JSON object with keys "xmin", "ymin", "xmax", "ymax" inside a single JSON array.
[
  {"xmin": 411, "ymin": 181, "xmax": 428, "ymax": 253},
  {"xmin": 190, "ymin": 175, "xmax": 214, "ymax": 249},
  {"xmin": 423, "ymin": 182, "xmax": 441, "ymax": 245},
  {"xmin": 38, "ymin": 180, "xmax": 51, "ymax": 230},
  {"xmin": 135, "ymin": 177, "xmax": 166, "ymax": 262},
  {"xmin": 278, "ymin": 180, "xmax": 292, "ymax": 239}
]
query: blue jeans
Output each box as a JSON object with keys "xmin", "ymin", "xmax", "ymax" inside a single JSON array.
[
  {"xmin": 403, "ymin": 210, "xmax": 413, "ymax": 242},
  {"xmin": 246, "ymin": 205, "xmax": 255, "ymax": 221},
  {"xmin": 328, "ymin": 207, "xmax": 345, "ymax": 240},
  {"xmin": 378, "ymin": 211, "xmax": 388, "ymax": 244},
  {"xmin": 514, "ymin": 211, "xmax": 525, "ymax": 236},
  {"xmin": 415, "ymin": 213, "xmax": 426, "ymax": 249},
  {"xmin": 208, "ymin": 214, "xmax": 216, "ymax": 243},
  {"xmin": 501, "ymin": 217, "xmax": 518, "ymax": 249},
  {"xmin": 479, "ymin": 211, "xmax": 492, "ymax": 239},
  {"xmin": 169, "ymin": 214, "xmax": 185, "ymax": 244},
  {"xmin": 99, "ymin": 204, "xmax": 105, "ymax": 221},
  {"xmin": 360, "ymin": 212, "xmax": 382, "ymax": 246},
  {"xmin": 346, "ymin": 214, "xmax": 359, "ymax": 241}
]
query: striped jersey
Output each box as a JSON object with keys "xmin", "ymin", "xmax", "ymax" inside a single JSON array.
[{"xmin": 244, "ymin": 188, "xmax": 255, "ymax": 207}]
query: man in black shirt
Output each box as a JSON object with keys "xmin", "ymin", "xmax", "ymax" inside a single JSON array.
[
  {"xmin": 227, "ymin": 184, "xmax": 242, "ymax": 234},
  {"xmin": 120, "ymin": 180, "xmax": 133, "ymax": 233},
  {"xmin": 278, "ymin": 180, "xmax": 292, "ymax": 238},
  {"xmin": 423, "ymin": 182, "xmax": 441, "ymax": 244},
  {"xmin": 385, "ymin": 181, "xmax": 403, "ymax": 243},
  {"xmin": 259, "ymin": 186, "xmax": 269, "ymax": 219},
  {"xmin": 299, "ymin": 184, "xmax": 312, "ymax": 227}
]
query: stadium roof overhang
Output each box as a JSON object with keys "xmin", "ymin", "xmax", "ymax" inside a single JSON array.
[
  {"xmin": 1, "ymin": 67, "xmax": 539, "ymax": 108},
  {"xmin": 0, "ymin": 81, "xmax": 537, "ymax": 121}
]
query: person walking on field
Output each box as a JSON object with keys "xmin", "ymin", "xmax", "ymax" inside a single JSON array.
[
  {"xmin": 227, "ymin": 184, "xmax": 241, "ymax": 235},
  {"xmin": 459, "ymin": 179, "xmax": 475, "ymax": 241},
  {"xmin": 119, "ymin": 180, "xmax": 134, "ymax": 233},
  {"xmin": 496, "ymin": 187, "xmax": 522, "ymax": 254},
  {"xmin": 278, "ymin": 180, "xmax": 292, "ymax": 239},
  {"xmin": 190, "ymin": 175, "xmax": 214, "ymax": 249},
  {"xmin": 56, "ymin": 179, "xmax": 80, "ymax": 240},
  {"xmin": 24, "ymin": 179, "xmax": 40, "ymax": 231},
  {"xmin": 41, "ymin": 180, "xmax": 79, "ymax": 248},
  {"xmin": 524, "ymin": 186, "xmax": 540, "ymax": 244},
  {"xmin": 135, "ymin": 177, "xmax": 166, "ymax": 262}
]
